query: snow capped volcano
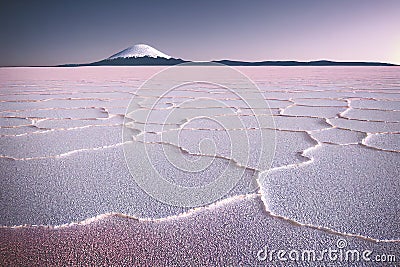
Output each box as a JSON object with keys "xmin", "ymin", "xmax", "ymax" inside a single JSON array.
[{"xmin": 108, "ymin": 44, "xmax": 171, "ymax": 60}]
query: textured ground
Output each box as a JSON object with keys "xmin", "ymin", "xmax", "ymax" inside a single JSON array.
[{"xmin": 0, "ymin": 66, "xmax": 399, "ymax": 266}]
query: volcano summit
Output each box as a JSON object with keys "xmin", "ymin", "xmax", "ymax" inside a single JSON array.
[{"xmin": 108, "ymin": 44, "xmax": 172, "ymax": 60}]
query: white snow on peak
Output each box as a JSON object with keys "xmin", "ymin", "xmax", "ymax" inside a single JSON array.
[{"xmin": 108, "ymin": 44, "xmax": 171, "ymax": 59}]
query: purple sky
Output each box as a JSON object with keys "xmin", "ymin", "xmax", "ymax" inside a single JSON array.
[{"xmin": 0, "ymin": 0, "xmax": 399, "ymax": 66}]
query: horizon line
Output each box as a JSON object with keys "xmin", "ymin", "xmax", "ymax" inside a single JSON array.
[{"xmin": 1, "ymin": 58, "xmax": 399, "ymax": 68}]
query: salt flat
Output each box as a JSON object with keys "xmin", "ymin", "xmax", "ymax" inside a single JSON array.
[
  {"xmin": 0, "ymin": 66, "xmax": 399, "ymax": 265},
  {"xmin": 1, "ymin": 195, "xmax": 398, "ymax": 266}
]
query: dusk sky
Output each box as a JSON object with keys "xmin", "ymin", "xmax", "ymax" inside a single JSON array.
[{"xmin": 0, "ymin": 0, "xmax": 399, "ymax": 66}]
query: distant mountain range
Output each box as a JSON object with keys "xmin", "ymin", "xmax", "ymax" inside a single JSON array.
[{"xmin": 60, "ymin": 44, "xmax": 397, "ymax": 67}]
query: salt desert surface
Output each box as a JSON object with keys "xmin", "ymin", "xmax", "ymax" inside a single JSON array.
[{"xmin": 0, "ymin": 66, "xmax": 399, "ymax": 265}]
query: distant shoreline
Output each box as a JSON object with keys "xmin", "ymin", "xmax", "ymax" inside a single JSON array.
[
  {"xmin": 56, "ymin": 58, "xmax": 398, "ymax": 67},
  {"xmin": 0, "ymin": 60, "xmax": 398, "ymax": 68}
]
